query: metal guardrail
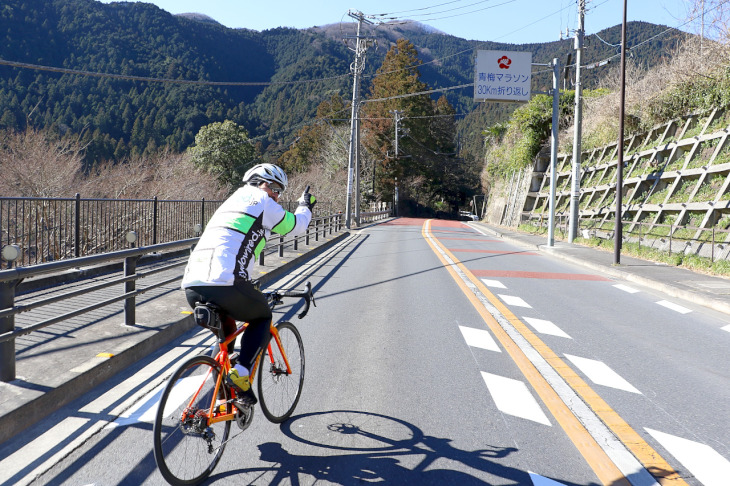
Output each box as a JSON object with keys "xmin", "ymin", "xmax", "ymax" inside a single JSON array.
[
  {"xmin": 0, "ymin": 212, "xmax": 347, "ymax": 382},
  {"xmin": 359, "ymin": 210, "xmax": 391, "ymax": 224},
  {"xmin": 0, "ymin": 238, "xmax": 196, "ymax": 382},
  {"xmin": 259, "ymin": 214, "xmax": 344, "ymax": 264}
]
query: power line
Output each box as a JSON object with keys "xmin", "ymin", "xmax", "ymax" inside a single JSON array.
[
  {"xmin": 371, "ymin": 0, "xmax": 474, "ymax": 17},
  {"xmin": 582, "ymin": 0, "xmax": 730, "ymax": 70},
  {"xmin": 361, "ymin": 83, "xmax": 474, "ymax": 104},
  {"xmin": 394, "ymin": 0, "xmax": 517, "ymax": 23},
  {"xmin": 374, "ymin": 0, "xmax": 510, "ymax": 22},
  {"xmin": 0, "ymin": 58, "xmax": 350, "ymax": 87},
  {"xmin": 365, "ymin": 2, "xmax": 574, "ymax": 82}
]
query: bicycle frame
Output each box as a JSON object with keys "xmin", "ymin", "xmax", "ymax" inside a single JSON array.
[{"xmin": 181, "ymin": 318, "xmax": 292, "ymax": 427}]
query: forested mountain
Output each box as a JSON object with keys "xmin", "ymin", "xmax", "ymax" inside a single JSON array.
[{"xmin": 0, "ymin": 0, "xmax": 689, "ymax": 167}]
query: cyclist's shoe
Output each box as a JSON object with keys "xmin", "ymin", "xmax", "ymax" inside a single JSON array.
[
  {"xmin": 226, "ymin": 368, "xmax": 251, "ymax": 392},
  {"xmin": 233, "ymin": 387, "xmax": 258, "ymax": 411}
]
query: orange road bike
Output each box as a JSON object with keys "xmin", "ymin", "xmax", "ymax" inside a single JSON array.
[{"xmin": 152, "ymin": 282, "xmax": 315, "ymax": 485}]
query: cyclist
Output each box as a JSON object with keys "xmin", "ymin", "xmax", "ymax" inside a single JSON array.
[{"xmin": 181, "ymin": 163, "xmax": 316, "ymax": 408}]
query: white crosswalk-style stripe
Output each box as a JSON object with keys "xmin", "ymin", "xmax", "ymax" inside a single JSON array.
[
  {"xmin": 481, "ymin": 372, "xmax": 551, "ymax": 425},
  {"xmin": 498, "ymin": 294, "xmax": 532, "ymax": 308},
  {"xmin": 721, "ymin": 324, "xmax": 730, "ymax": 333},
  {"xmin": 459, "ymin": 325, "xmax": 501, "ymax": 352},
  {"xmin": 564, "ymin": 355, "xmax": 641, "ymax": 394},
  {"xmin": 645, "ymin": 428, "xmax": 730, "ymax": 486},
  {"xmin": 613, "ymin": 284, "xmax": 640, "ymax": 293},
  {"xmin": 523, "ymin": 317, "xmax": 572, "ymax": 339},
  {"xmin": 481, "ymin": 278, "xmax": 507, "ymax": 289},
  {"xmin": 656, "ymin": 300, "xmax": 692, "ymax": 314}
]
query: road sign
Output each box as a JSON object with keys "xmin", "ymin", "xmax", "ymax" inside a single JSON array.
[{"xmin": 474, "ymin": 50, "xmax": 532, "ymax": 102}]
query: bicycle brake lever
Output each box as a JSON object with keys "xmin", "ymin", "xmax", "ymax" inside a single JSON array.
[{"xmin": 297, "ymin": 282, "xmax": 314, "ymax": 319}]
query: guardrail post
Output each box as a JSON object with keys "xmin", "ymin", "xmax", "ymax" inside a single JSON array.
[
  {"xmin": 201, "ymin": 198, "xmax": 206, "ymax": 232},
  {"xmin": 305, "ymin": 227, "xmax": 310, "ymax": 246},
  {"xmin": 294, "ymin": 235, "xmax": 298, "ymax": 251},
  {"xmin": 153, "ymin": 196, "xmax": 158, "ymax": 245},
  {"xmin": 0, "ymin": 280, "xmax": 18, "ymax": 381},
  {"xmin": 124, "ymin": 256, "xmax": 138, "ymax": 326},
  {"xmin": 74, "ymin": 193, "xmax": 81, "ymax": 258},
  {"xmin": 279, "ymin": 235, "xmax": 284, "ymax": 257},
  {"xmin": 315, "ymin": 220, "xmax": 319, "ymax": 241}
]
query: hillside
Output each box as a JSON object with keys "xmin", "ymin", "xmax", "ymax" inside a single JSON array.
[{"xmin": 0, "ymin": 0, "xmax": 689, "ymax": 166}]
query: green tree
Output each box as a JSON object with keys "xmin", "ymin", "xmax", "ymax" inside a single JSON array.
[
  {"xmin": 188, "ymin": 120, "xmax": 256, "ymax": 188},
  {"xmin": 362, "ymin": 38, "xmax": 439, "ymax": 213},
  {"xmin": 278, "ymin": 94, "xmax": 348, "ymax": 173}
]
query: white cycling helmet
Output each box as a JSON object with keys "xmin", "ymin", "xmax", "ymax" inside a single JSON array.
[{"xmin": 242, "ymin": 163, "xmax": 288, "ymax": 191}]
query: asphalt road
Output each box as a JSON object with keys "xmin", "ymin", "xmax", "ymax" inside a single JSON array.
[{"xmin": 3, "ymin": 218, "xmax": 728, "ymax": 486}]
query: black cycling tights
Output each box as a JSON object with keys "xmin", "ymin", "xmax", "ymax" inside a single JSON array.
[{"xmin": 185, "ymin": 281, "xmax": 272, "ymax": 371}]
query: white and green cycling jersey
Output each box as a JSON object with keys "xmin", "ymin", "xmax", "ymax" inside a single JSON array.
[{"xmin": 181, "ymin": 185, "xmax": 312, "ymax": 287}]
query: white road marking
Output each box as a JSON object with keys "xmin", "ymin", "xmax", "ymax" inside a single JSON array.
[
  {"xmin": 613, "ymin": 284, "xmax": 640, "ymax": 293},
  {"xmin": 564, "ymin": 355, "xmax": 641, "ymax": 394},
  {"xmin": 656, "ymin": 300, "xmax": 692, "ymax": 314},
  {"xmin": 459, "ymin": 325, "xmax": 501, "ymax": 352},
  {"xmin": 111, "ymin": 383, "xmax": 165, "ymax": 427},
  {"xmin": 523, "ymin": 317, "xmax": 572, "ymax": 339},
  {"xmin": 481, "ymin": 278, "xmax": 507, "ymax": 289},
  {"xmin": 529, "ymin": 472, "xmax": 568, "ymax": 485},
  {"xmin": 426, "ymin": 227, "xmax": 660, "ymax": 484},
  {"xmin": 498, "ymin": 294, "xmax": 532, "ymax": 308},
  {"xmin": 721, "ymin": 324, "xmax": 730, "ymax": 333},
  {"xmin": 645, "ymin": 428, "xmax": 730, "ymax": 486},
  {"xmin": 481, "ymin": 372, "xmax": 551, "ymax": 426}
]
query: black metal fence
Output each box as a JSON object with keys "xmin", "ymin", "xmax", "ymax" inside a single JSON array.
[
  {"xmin": 0, "ymin": 195, "xmax": 222, "ymax": 267},
  {"xmin": 1, "ymin": 195, "xmax": 336, "ymax": 268}
]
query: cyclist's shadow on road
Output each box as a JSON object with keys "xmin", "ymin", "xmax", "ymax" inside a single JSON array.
[{"xmin": 210, "ymin": 409, "xmax": 583, "ymax": 485}]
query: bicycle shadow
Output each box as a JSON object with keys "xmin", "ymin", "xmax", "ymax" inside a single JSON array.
[{"xmin": 209, "ymin": 409, "xmax": 590, "ymax": 485}]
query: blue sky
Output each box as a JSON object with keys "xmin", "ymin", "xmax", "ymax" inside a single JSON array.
[{"xmin": 99, "ymin": 0, "xmax": 696, "ymax": 44}]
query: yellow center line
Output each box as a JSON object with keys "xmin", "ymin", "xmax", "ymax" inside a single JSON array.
[{"xmin": 422, "ymin": 220, "xmax": 687, "ymax": 486}]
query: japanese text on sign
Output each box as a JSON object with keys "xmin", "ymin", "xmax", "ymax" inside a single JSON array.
[{"xmin": 474, "ymin": 50, "xmax": 532, "ymax": 102}]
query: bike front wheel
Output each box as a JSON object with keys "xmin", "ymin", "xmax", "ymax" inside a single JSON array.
[
  {"xmin": 258, "ymin": 321, "xmax": 305, "ymax": 423},
  {"xmin": 153, "ymin": 355, "xmax": 231, "ymax": 485}
]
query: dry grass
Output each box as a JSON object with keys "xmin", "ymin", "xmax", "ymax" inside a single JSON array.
[
  {"xmin": 559, "ymin": 37, "xmax": 730, "ymax": 154},
  {"xmin": 0, "ymin": 128, "xmax": 227, "ymax": 200}
]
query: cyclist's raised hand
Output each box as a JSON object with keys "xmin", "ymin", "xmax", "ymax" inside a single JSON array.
[{"xmin": 298, "ymin": 186, "xmax": 317, "ymax": 211}]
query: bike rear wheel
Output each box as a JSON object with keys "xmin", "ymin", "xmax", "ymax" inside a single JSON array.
[
  {"xmin": 153, "ymin": 355, "xmax": 231, "ymax": 485},
  {"xmin": 258, "ymin": 321, "xmax": 305, "ymax": 423}
]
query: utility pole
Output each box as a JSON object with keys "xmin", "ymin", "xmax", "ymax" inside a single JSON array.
[
  {"xmin": 548, "ymin": 58, "xmax": 560, "ymax": 247},
  {"xmin": 344, "ymin": 10, "xmax": 374, "ymax": 229},
  {"xmin": 568, "ymin": 0, "xmax": 585, "ymax": 242},
  {"xmin": 614, "ymin": 0, "xmax": 628, "ymax": 264}
]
